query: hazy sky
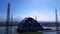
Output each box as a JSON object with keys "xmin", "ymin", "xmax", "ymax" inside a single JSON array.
[{"xmin": 0, "ymin": 0, "xmax": 60, "ymax": 21}]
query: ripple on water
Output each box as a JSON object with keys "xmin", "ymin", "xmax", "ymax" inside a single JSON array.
[
  {"xmin": 42, "ymin": 32, "xmax": 57, "ymax": 34},
  {"xmin": 0, "ymin": 27, "xmax": 60, "ymax": 34}
]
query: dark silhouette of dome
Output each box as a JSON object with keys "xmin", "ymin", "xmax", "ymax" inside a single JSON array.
[{"xmin": 17, "ymin": 17, "xmax": 44, "ymax": 33}]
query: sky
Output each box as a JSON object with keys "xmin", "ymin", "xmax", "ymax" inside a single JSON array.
[{"xmin": 0, "ymin": 0, "xmax": 60, "ymax": 22}]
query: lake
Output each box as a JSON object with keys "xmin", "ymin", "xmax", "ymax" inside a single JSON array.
[{"xmin": 0, "ymin": 27, "xmax": 59, "ymax": 34}]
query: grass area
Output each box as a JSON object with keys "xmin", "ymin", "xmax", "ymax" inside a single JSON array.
[
  {"xmin": 20, "ymin": 32, "xmax": 42, "ymax": 34},
  {"xmin": 14, "ymin": 28, "xmax": 42, "ymax": 34},
  {"xmin": 15, "ymin": 31, "xmax": 42, "ymax": 34}
]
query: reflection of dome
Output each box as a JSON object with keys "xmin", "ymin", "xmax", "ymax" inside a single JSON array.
[{"xmin": 17, "ymin": 17, "xmax": 44, "ymax": 33}]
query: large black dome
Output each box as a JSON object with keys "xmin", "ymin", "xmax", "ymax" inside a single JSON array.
[{"xmin": 17, "ymin": 17, "xmax": 44, "ymax": 33}]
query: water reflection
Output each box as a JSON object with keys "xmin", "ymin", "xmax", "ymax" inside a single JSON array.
[
  {"xmin": 0, "ymin": 27, "xmax": 60, "ymax": 34},
  {"xmin": 43, "ymin": 32, "xmax": 56, "ymax": 34},
  {"xmin": 0, "ymin": 27, "xmax": 5, "ymax": 34}
]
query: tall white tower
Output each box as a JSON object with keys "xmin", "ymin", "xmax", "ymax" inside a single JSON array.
[
  {"xmin": 5, "ymin": 3, "xmax": 10, "ymax": 34},
  {"xmin": 55, "ymin": 9, "xmax": 59, "ymax": 34}
]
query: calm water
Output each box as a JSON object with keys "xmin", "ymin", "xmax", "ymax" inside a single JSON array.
[{"xmin": 0, "ymin": 27, "xmax": 59, "ymax": 34}]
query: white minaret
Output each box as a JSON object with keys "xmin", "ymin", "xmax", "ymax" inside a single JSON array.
[
  {"xmin": 5, "ymin": 3, "xmax": 10, "ymax": 34},
  {"xmin": 35, "ymin": 15, "xmax": 37, "ymax": 20},
  {"xmin": 10, "ymin": 14, "xmax": 13, "ymax": 34},
  {"xmin": 55, "ymin": 9, "xmax": 59, "ymax": 34}
]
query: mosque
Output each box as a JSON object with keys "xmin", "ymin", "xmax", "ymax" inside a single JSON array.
[{"xmin": 17, "ymin": 17, "xmax": 44, "ymax": 33}]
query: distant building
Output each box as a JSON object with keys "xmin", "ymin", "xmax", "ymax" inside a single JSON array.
[{"xmin": 17, "ymin": 17, "xmax": 44, "ymax": 33}]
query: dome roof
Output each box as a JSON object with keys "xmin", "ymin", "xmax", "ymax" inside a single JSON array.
[{"xmin": 17, "ymin": 17, "xmax": 44, "ymax": 32}]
